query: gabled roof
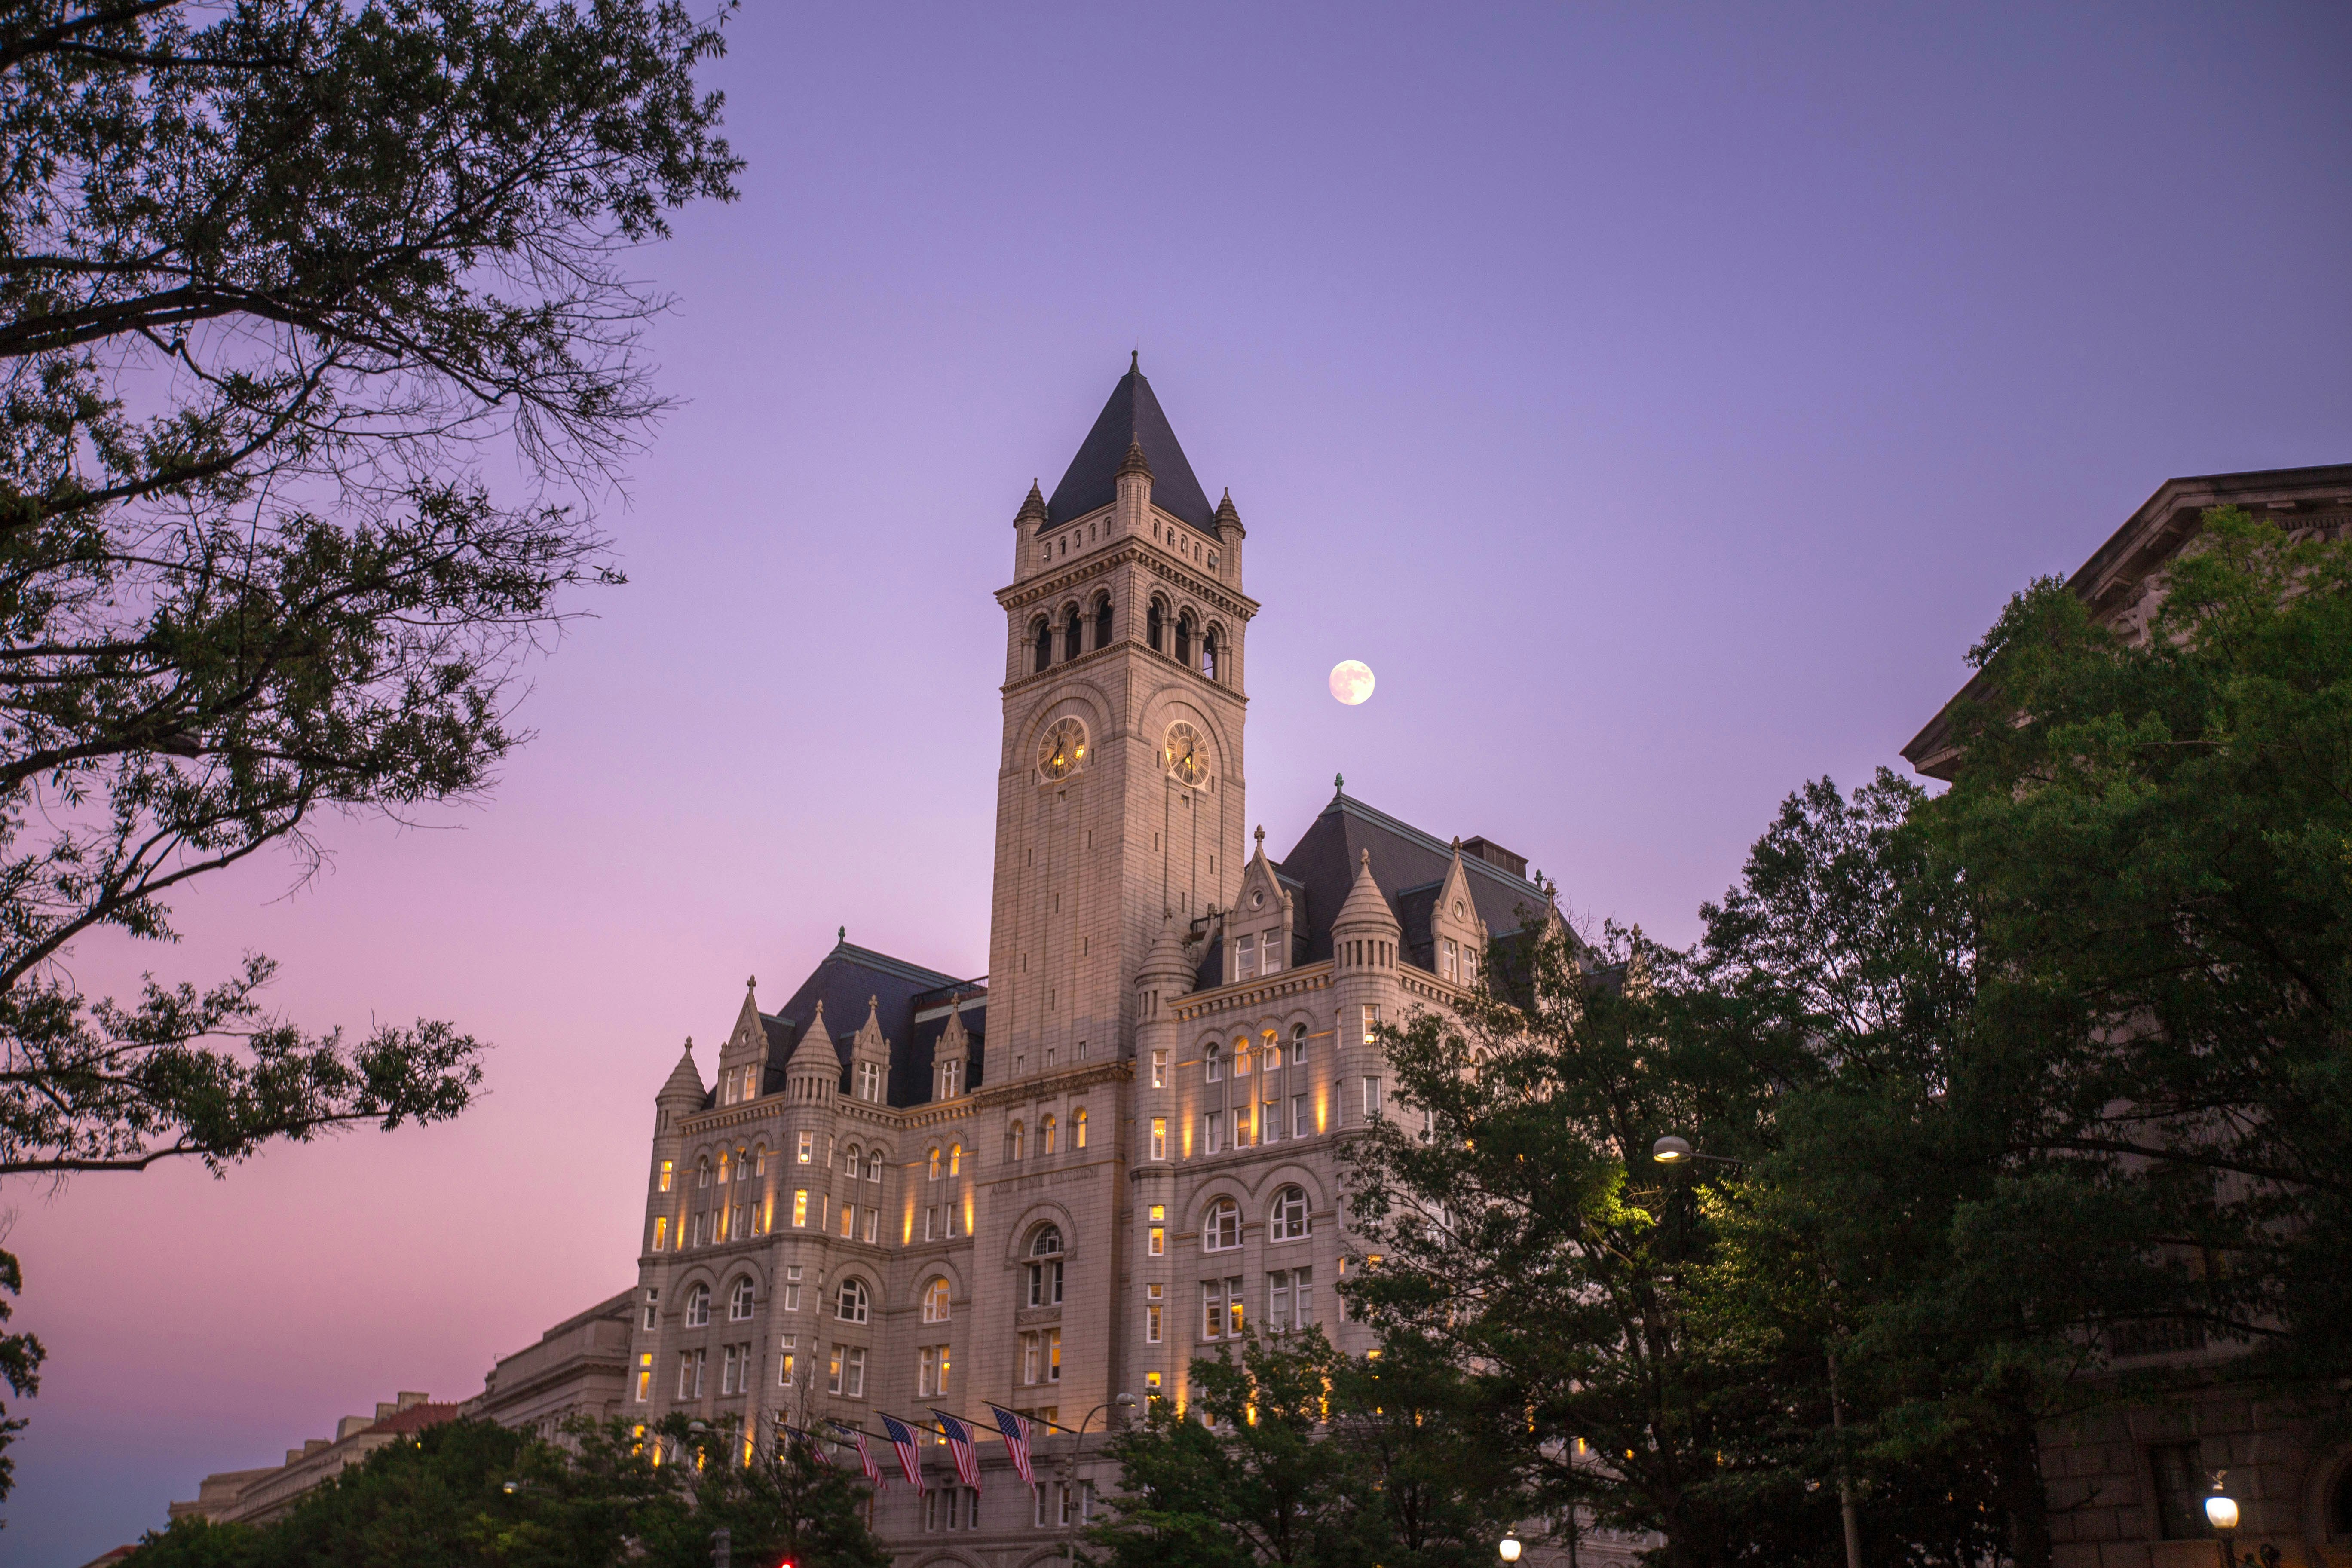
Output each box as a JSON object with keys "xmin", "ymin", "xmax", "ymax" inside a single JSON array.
[
  {"xmin": 1274, "ymin": 789, "xmax": 1554, "ymax": 968},
  {"xmin": 1046, "ymin": 355, "xmax": 1218, "ymax": 536}
]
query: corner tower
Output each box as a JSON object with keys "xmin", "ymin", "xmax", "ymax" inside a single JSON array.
[{"xmin": 990, "ymin": 356, "xmax": 1259, "ymax": 1074}]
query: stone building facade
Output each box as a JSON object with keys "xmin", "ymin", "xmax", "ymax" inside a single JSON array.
[
  {"xmin": 621, "ymin": 360, "xmax": 1620, "ymax": 1565},
  {"xmin": 1905, "ymin": 461, "xmax": 2352, "ymax": 1568}
]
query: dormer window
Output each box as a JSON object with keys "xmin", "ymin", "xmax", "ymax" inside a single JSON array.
[
  {"xmin": 855, "ymin": 1061, "xmax": 883, "ymax": 1102},
  {"xmin": 1262, "ymin": 933, "xmax": 1282, "ymax": 977},
  {"xmin": 1442, "ymin": 939, "xmax": 1458, "ymax": 982},
  {"xmin": 1235, "ymin": 932, "xmax": 1257, "ymax": 980}
]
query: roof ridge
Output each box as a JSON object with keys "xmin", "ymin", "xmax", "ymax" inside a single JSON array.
[
  {"xmin": 1329, "ymin": 792, "xmax": 1544, "ymax": 895},
  {"xmin": 831, "ymin": 941, "xmax": 964, "ymax": 989}
]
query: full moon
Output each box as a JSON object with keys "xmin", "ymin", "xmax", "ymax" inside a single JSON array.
[{"xmin": 1329, "ymin": 660, "xmax": 1376, "ymax": 706}]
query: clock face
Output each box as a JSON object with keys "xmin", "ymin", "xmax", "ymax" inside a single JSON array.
[
  {"xmin": 1163, "ymin": 721, "xmax": 1212, "ymax": 788},
  {"xmin": 1037, "ymin": 717, "xmax": 1088, "ymax": 781}
]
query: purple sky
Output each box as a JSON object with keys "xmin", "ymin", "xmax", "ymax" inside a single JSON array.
[{"xmin": 13, "ymin": 4, "xmax": 2351, "ymax": 1559}]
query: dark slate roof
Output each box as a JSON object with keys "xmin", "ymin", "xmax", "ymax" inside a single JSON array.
[
  {"xmin": 1046, "ymin": 356, "xmax": 1218, "ymax": 536},
  {"xmin": 1273, "ymin": 790, "xmax": 1556, "ymax": 969},
  {"xmin": 753, "ymin": 940, "xmax": 983, "ymax": 1108}
]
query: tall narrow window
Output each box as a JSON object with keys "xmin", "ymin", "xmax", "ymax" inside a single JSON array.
[
  {"xmin": 1033, "ymin": 617, "xmax": 1051, "ymax": 673},
  {"xmin": 1094, "ymin": 595, "xmax": 1113, "ymax": 649},
  {"xmin": 949, "ymin": 1142, "xmax": 962, "ymax": 1177},
  {"xmin": 1150, "ymin": 1117, "xmax": 1167, "ymax": 1161},
  {"xmin": 928, "ymin": 1146, "xmax": 941, "ymax": 1180},
  {"xmin": 1074, "ymin": 1106, "xmax": 1088, "ymax": 1149},
  {"xmin": 1151, "ymin": 1049, "xmax": 1167, "ymax": 1088},
  {"xmin": 1148, "ymin": 600, "xmax": 1164, "ymax": 652},
  {"xmin": 1202, "ymin": 628, "xmax": 1219, "ymax": 680},
  {"xmin": 1206, "ymin": 1044, "xmax": 1222, "ymax": 1082},
  {"xmin": 1041, "ymin": 1113, "xmax": 1057, "ymax": 1155},
  {"xmin": 1063, "ymin": 608, "xmax": 1082, "ymax": 661},
  {"xmin": 658, "ymin": 1159, "xmax": 674, "ymax": 1192},
  {"xmin": 1291, "ymin": 1023, "xmax": 1308, "ymax": 1066},
  {"xmin": 1235, "ymin": 932, "xmax": 1257, "ymax": 980},
  {"xmin": 1175, "ymin": 614, "xmax": 1193, "ymax": 667},
  {"xmin": 1146, "ymin": 1282, "xmax": 1163, "ymax": 1343}
]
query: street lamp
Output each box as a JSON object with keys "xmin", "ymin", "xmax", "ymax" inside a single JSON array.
[
  {"xmin": 1065, "ymin": 1394, "xmax": 1139, "ymax": 1568},
  {"xmin": 1651, "ymin": 1135, "xmax": 1739, "ymax": 1167},
  {"xmin": 2205, "ymin": 1478, "xmax": 2239, "ymax": 1568},
  {"xmin": 1499, "ymin": 1535, "xmax": 1522, "ymax": 1562}
]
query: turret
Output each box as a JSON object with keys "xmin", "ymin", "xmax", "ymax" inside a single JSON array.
[
  {"xmin": 1114, "ymin": 434, "xmax": 1153, "ymax": 530},
  {"xmin": 1332, "ymin": 849, "xmax": 1403, "ymax": 1134},
  {"xmin": 786, "ymin": 1001, "xmax": 838, "ymax": 1103},
  {"xmin": 1213, "ymin": 488, "xmax": 1244, "ymax": 588}
]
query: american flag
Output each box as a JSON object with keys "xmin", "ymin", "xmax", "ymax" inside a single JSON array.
[
  {"xmin": 781, "ymin": 1424, "xmax": 832, "ymax": 1467},
  {"xmin": 988, "ymin": 1404, "xmax": 1038, "ymax": 1489},
  {"xmin": 831, "ymin": 1421, "xmax": 884, "ymax": 1489},
  {"xmin": 932, "ymin": 1409, "xmax": 983, "ymax": 1491},
  {"xmin": 878, "ymin": 1412, "xmax": 928, "ymax": 1493}
]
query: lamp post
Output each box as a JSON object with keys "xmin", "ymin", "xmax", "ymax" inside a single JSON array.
[
  {"xmin": 1063, "ymin": 1393, "xmax": 1138, "ymax": 1568},
  {"xmin": 1499, "ymin": 1534, "xmax": 1522, "ymax": 1562},
  {"xmin": 1653, "ymin": 1133, "xmax": 1863, "ymax": 1568},
  {"xmin": 2205, "ymin": 1479, "xmax": 2240, "ymax": 1568}
]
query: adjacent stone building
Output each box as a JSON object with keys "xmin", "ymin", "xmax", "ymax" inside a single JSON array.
[
  {"xmin": 621, "ymin": 358, "xmax": 1617, "ymax": 1564},
  {"xmin": 1904, "ymin": 461, "xmax": 2352, "ymax": 1568}
]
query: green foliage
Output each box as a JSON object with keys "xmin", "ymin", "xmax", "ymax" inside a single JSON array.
[
  {"xmin": 119, "ymin": 1414, "xmax": 886, "ymax": 1568},
  {"xmin": 1338, "ymin": 913, "xmax": 1829, "ymax": 1568},
  {"xmin": 0, "ymin": 0, "xmax": 735, "ymax": 1502},
  {"xmin": 1091, "ymin": 1328, "xmax": 1519, "ymax": 1568},
  {"xmin": 0, "ymin": 1244, "xmax": 40, "ymax": 1512}
]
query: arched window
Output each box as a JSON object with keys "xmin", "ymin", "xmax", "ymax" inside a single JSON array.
[
  {"xmin": 1204, "ymin": 1198, "xmax": 1240, "ymax": 1251},
  {"xmin": 1206, "ymin": 1042, "xmax": 1222, "ymax": 1082},
  {"xmin": 843, "ymin": 1142, "xmax": 861, "ymax": 1178},
  {"xmin": 717, "ymin": 1149, "xmax": 730, "ymax": 1185},
  {"xmin": 1074, "ymin": 1106, "xmax": 1088, "ymax": 1149},
  {"xmin": 1176, "ymin": 612, "xmax": 1194, "ymax": 667},
  {"xmin": 1271, "ymin": 1185, "xmax": 1310, "ymax": 1242},
  {"xmin": 1062, "ymin": 605, "xmax": 1082, "ymax": 661},
  {"xmin": 686, "ymin": 1284, "xmax": 711, "ymax": 1327},
  {"xmin": 949, "ymin": 1142, "xmax": 962, "ymax": 1177},
  {"xmin": 866, "ymin": 1150, "xmax": 882, "ymax": 1182},
  {"xmin": 1041, "ymin": 1113, "xmax": 1057, "ymax": 1155},
  {"xmin": 1202, "ymin": 628, "xmax": 1219, "ymax": 680},
  {"xmin": 1008, "ymin": 1121, "xmax": 1024, "ymax": 1162},
  {"xmin": 836, "ymin": 1278, "xmax": 870, "ymax": 1323},
  {"xmin": 1291, "ymin": 1023, "xmax": 1308, "ymax": 1066},
  {"xmin": 1093, "ymin": 595, "xmax": 1114, "ymax": 649},
  {"xmin": 1032, "ymin": 617, "xmax": 1051, "ymax": 674},
  {"xmin": 752, "ymin": 1144, "xmax": 767, "ymax": 1177},
  {"xmin": 1148, "ymin": 598, "xmax": 1165, "ymax": 652},
  {"xmin": 696, "ymin": 1156, "xmax": 710, "ymax": 1188},
  {"xmin": 1027, "ymin": 1225, "xmax": 1064, "ymax": 1307},
  {"xmin": 729, "ymin": 1277, "xmax": 756, "ymax": 1320},
  {"xmin": 922, "ymin": 1278, "xmax": 952, "ymax": 1323},
  {"xmin": 928, "ymin": 1146, "xmax": 941, "ymax": 1180}
]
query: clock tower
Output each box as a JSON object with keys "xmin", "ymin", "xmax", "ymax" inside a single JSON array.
[{"xmin": 987, "ymin": 356, "xmax": 1259, "ymax": 1078}]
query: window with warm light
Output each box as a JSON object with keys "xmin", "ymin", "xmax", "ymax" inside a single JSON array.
[
  {"xmin": 1041, "ymin": 1113, "xmax": 1057, "ymax": 1155},
  {"xmin": 1150, "ymin": 1117, "xmax": 1167, "ymax": 1161},
  {"xmin": 797, "ymin": 1131, "xmax": 812, "ymax": 1164},
  {"xmin": 922, "ymin": 1278, "xmax": 951, "ymax": 1323},
  {"xmin": 792, "ymin": 1189, "xmax": 808, "ymax": 1228},
  {"xmin": 658, "ymin": 1159, "xmax": 674, "ymax": 1192},
  {"xmin": 1075, "ymin": 1106, "xmax": 1088, "ymax": 1148},
  {"xmin": 949, "ymin": 1142, "xmax": 962, "ymax": 1177},
  {"xmin": 652, "ymin": 1216, "xmax": 669, "ymax": 1251},
  {"xmin": 776, "ymin": 1334, "xmax": 796, "ymax": 1386},
  {"xmin": 1205, "ymin": 1198, "xmax": 1240, "ymax": 1251},
  {"xmin": 928, "ymin": 1145, "xmax": 941, "ymax": 1180},
  {"xmin": 634, "ymin": 1352, "xmax": 652, "ymax": 1401}
]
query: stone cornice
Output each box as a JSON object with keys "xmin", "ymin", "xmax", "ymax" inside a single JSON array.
[
  {"xmin": 1173, "ymin": 963, "xmax": 1333, "ymax": 1023},
  {"xmin": 971, "ymin": 1057, "xmax": 1132, "ymax": 1111},
  {"xmin": 996, "ymin": 540, "xmax": 1261, "ymax": 622}
]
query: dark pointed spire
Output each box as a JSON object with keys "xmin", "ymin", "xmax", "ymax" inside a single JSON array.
[
  {"xmin": 1045, "ymin": 358, "xmax": 1215, "ymax": 531},
  {"xmin": 1015, "ymin": 479, "xmax": 1046, "ymax": 527}
]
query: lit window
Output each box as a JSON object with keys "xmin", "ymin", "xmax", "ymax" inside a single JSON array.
[
  {"xmin": 1151, "ymin": 1049, "xmax": 1167, "ymax": 1088},
  {"xmin": 652, "ymin": 1216, "xmax": 669, "ymax": 1251},
  {"xmin": 729, "ymin": 1277, "xmax": 756, "ymax": 1320},
  {"xmin": 792, "ymin": 1189, "xmax": 808, "ymax": 1228},
  {"xmin": 829, "ymin": 1344, "xmax": 843, "ymax": 1394},
  {"xmin": 634, "ymin": 1352, "xmax": 652, "ymax": 1401},
  {"xmin": 1204, "ymin": 1198, "xmax": 1240, "ymax": 1251},
  {"xmin": 1271, "ymin": 1185, "xmax": 1309, "ymax": 1242},
  {"xmin": 922, "ymin": 1278, "xmax": 951, "ymax": 1323},
  {"xmin": 837, "ymin": 1279, "xmax": 870, "ymax": 1323},
  {"xmin": 1146, "ymin": 1282, "xmax": 1163, "ymax": 1343},
  {"xmin": 658, "ymin": 1159, "xmax": 674, "ymax": 1192},
  {"xmin": 686, "ymin": 1285, "xmax": 710, "ymax": 1327},
  {"xmin": 1048, "ymin": 1328, "xmax": 1061, "ymax": 1382},
  {"xmin": 1042, "ymin": 1113, "xmax": 1057, "ymax": 1155},
  {"xmin": 1075, "ymin": 1107, "xmax": 1088, "ymax": 1149},
  {"xmin": 717, "ymin": 1150, "xmax": 729, "ymax": 1185},
  {"xmin": 928, "ymin": 1146, "xmax": 941, "ymax": 1180},
  {"xmin": 839, "ymin": 1201, "xmax": 854, "ymax": 1238},
  {"xmin": 949, "ymin": 1142, "xmax": 962, "ymax": 1177},
  {"xmin": 1361, "ymin": 1004, "xmax": 1381, "ymax": 1041},
  {"xmin": 1150, "ymin": 1117, "xmax": 1167, "ymax": 1161},
  {"xmin": 1148, "ymin": 1203, "xmax": 1165, "ymax": 1256},
  {"xmin": 777, "ymin": 1334, "xmax": 796, "ymax": 1386},
  {"xmin": 1009, "ymin": 1121, "xmax": 1024, "ymax": 1161},
  {"xmin": 1234, "ymin": 1038, "xmax": 1252, "ymax": 1077},
  {"xmin": 797, "ymin": 1132, "xmax": 812, "ymax": 1164}
]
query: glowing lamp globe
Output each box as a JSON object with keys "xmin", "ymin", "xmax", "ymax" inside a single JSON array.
[
  {"xmin": 1653, "ymin": 1135, "xmax": 1694, "ymax": 1164},
  {"xmin": 2204, "ymin": 1493, "xmax": 2239, "ymax": 1532},
  {"xmin": 1499, "ymin": 1538, "xmax": 1522, "ymax": 1563}
]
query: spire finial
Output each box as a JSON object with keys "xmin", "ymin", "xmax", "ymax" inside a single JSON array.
[
  {"xmin": 1254, "ymin": 824, "xmax": 1265, "ymax": 849},
  {"xmin": 837, "ymin": 925, "xmax": 846, "ymax": 943},
  {"xmin": 1130, "ymin": 348, "xmax": 1139, "ymax": 373},
  {"xmin": 747, "ymin": 974, "xmax": 757, "ymax": 992},
  {"xmin": 1334, "ymin": 772, "xmax": 1345, "ymax": 794}
]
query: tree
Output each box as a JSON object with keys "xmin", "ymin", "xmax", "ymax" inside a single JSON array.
[
  {"xmin": 0, "ymin": 0, "xmax": 736, "ymax": 1502},
  {"xmin": 119, "ymin": 1414, "xmax": 888, "ymax": 1568},
  {"xmin": 1338, "ymin": 916, "xmax": 1825, "ymax": 1568},
  {"xmin": 1929, "ymin": 508, "xmax": 2352, "ymax": 1391}
]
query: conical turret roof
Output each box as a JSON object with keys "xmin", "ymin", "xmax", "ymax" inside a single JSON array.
[
  {"xmin": 1335, "ymin": 849, "xmax": 1401, "ymax": 934},
  {"xmin": 659, "ymin": 1040, "xmax": 705, "ymax": 1103},
  {"xmin": 1046, "ymin": 355, "xmax": 1215, "ymax": 533},
  {"xmin": 1015, "ymin": 480, "xmax": 1047, "ymax": 526},
  {"xmin": 1139, "ymin": 910, "xmax": 1196, "ymax": 989},
  {"xmin": 788, "ymin": 1000, "xmax": 836, "ymax": 1067}
]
